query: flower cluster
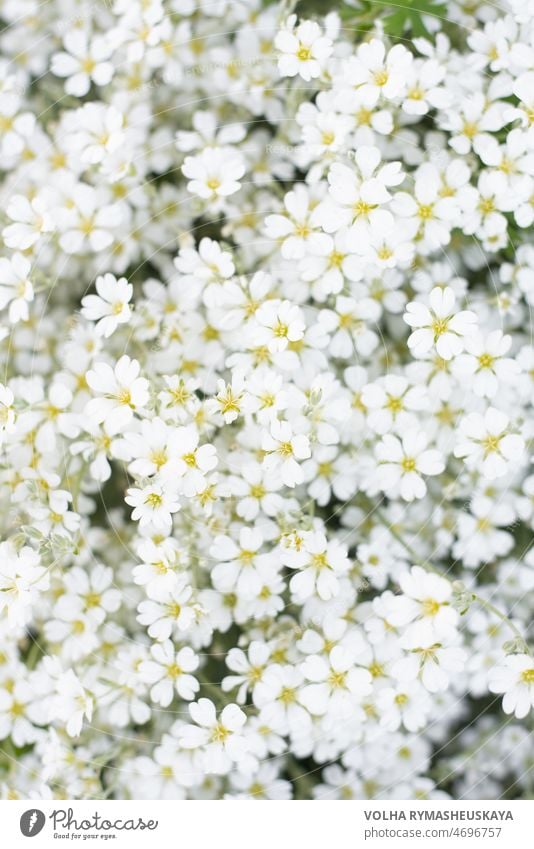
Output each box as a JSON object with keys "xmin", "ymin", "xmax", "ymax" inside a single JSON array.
[{"xmin": 0, "ymin": 0, "xmax": 533, "ymax": 802}]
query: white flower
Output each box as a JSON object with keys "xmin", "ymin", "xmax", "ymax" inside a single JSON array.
[
  {"xmin": 222, "ymin": 641, "xmax": 272, "ymax": 704},
  {"xmin": 136, "ymin": 574, "xmax": 195, "ymax": 637},
  {"xmin": 283, "ymin": 530, "xmax": 350, "ymax": 602},
  {"xmin": 0, "ymin": 97, "xmax": 34, "ymax": 160},
  {"xmin": 442, "ymin": 92, "xmax": 508, "ymax": 156},
  {"xmin": 488, "ymin": 655, "xmax": 534, "ymax": 719},
  {"xmin": 363, "ymin": 221, "xmax": 415, "ymax": 269},
  {"xmin": 318, "ymin": 293, "xmax": 380, "ymax": 359},
  {"xmin": 255, "ymin": 299, "xmax": 305, "ymax": 352},
  {"xmin": 454, "ymin": 407, "xmax": 525, "ymax": 479},
  {"xmin": 85, "ymin": 355, "xmax": 149, "ymax": 434},
  {"xmin": 300, "ymin": 646, "xmax": 372, "ymax": 717},
  {"xmin": 461, "ymin": 171, "xmax": 511, "ymax": 240},
  {"xmin": 182, "ymin": 147, "xmax": 245, "ymax": 201},
  {"xmin": 393, "ymin": 640, "xmax": 467, "ymax": 693},
  {"xmin": 174, "ymin": 425, "xmax": 218, "ymax": 495},
  {"xmin": 54, "ymin": 670, "xmax": 93, "ymax": 738},
  {"xmin": 404, "ymin": 286, "xmax": 477, "ymax": 360},
  {"xmin": 209, "ymin": 374, "xmax": 246, "ymax": 424},
  {"xmin": 318, "ymin": 146, "xmax": 404, "ymax": 245},
  {"xmin": 261, "ymin": 419, "xmax": 311, "ymax": 487},
  {"xmin": 253, "ymin": 665, "xmax": 311, "ymax": 734},
  {"xmin": 178, "ymin": 699, "xmax": 248, "ymax": 775},
  {"xmin": 402, "ymin": 59, "xmax": 450, "ymax": 115},
  {"xmin": 175, "ymin": 237, "xmax": 235, "ymax": 294},
  {"xmin": 0, "ymin": 253, "xmax": 34, "ymax": 322},
  {"xmin": 3, "ymin": 194, "xmax": 54, "ymax": 249},
  {"xmin": 361, "ymin": 375, "xmax": 427, "ymax": 435},
  {"xmin": 275, "ymin": 16, "xmax": 332, "ymax": 81},
  {"xmin": 392, "ymin": 164, "xmax": 460, "ymax": 252},
  {"xmin": 0, "ymin": 681, "xmax": 41, "ymax": 746},
  {"xmin": 140, "ymin": 642, "xmax": 199, "ymax": 706},
  {"xmin": 81, "ymin": 273, "xmax": 132, "ymax": 337},
  {"xmin": 345, "ymin": 39, "xmax": 412, "ymax": 104},
  {"xmin": 0, "ymin": 543, "xmax": 49, "ymax": 626},
  {"xmin": 264, "ymin": 185, "xmax": 330, "ymax": 260},
  {"xmin": 298, "ymin": 231, "xmax": 362, "ymax": 299},
  {"xmin": 376, "ymin": 682, "xmax": 431, "ymax": 732},
  {"xmin": 125, "ymin": 483, "xmax": 181, "ymax": 532},
  {"xmin": 389, "ymin": 566, "xmax": 459, "ymax": 643},
  {"xmin": 371, "ymin": 430, "xmax": 445, "ymax": 501},
  {"xmin": 52, "ymin": 31, "xmax": 113, "ymax": 96},
  {"xmin": 0, "ymin": 383, "xmax": 16, "ymax": 442},
  {"xmin": 211, "ymin": 527, "xmax": 266, "ymax": 596},
  {"xmin": 228, "ymin": 462, "xmax": 283, "ymax": 521},
  {"xmin": 116, "ymin": 416, "xmax": 175, "ymax": 478},
  {"xmin": 57, "ymin": 185, "xmax": 122, "ymax": 254},
  {"xmin": 452, "ymin": 330, "xmax": 519, "ymax": 398},
  {"xmin": 67, "ymin": 104, "xmax": 124, "ymax": 165}
]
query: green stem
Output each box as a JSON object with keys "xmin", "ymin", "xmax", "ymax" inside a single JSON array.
[
  {"xmin": 66, "ymin": 459, "xmax": 88, "ymax": 513},
  {"xmin": 473, "ymin": 596, "xmax": 529, "ymax": 652},
  {"xmin": 285, "ymin": 756, "xmax": 316, "ymax": 800},
  {"xmin": 0, "ymin": 738, "xmax": 17, "ymax": 768},
  {"xmin": 25, "ymin": 639, "xmax": 42, "ymax": 670},
  {"xmin": 198, "ymin": 680, "xmax": 227, "ymax": 707}
]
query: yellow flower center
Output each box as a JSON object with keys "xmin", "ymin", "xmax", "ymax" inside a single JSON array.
[
  {"xmin": 431, "ymin": 317, "xmax": 449, "ymax": 337},
  {"xmin": 329, "ymin": 250, "xmax": 344, "ymax": 268},
  {"xmin": 478, "ymin": 353, "xmax": 494, "ymax": 369},
  {"xmin": 117, "ymin": 389, "xmax": 131, "ymax": 406},
  {"xmin": 279, "ymin": 686, "xmax": 296, "ymax": 704},
  {"xmin": 210, "ymin": 723, "xmax": 229, "ymax": 742},
  {"xmin": 408, "ymin": 87, "xmax": 424, "ymax": 100},
  {"xmin": 353, "ymin": 200, "xmax": 376, "ymax": 217},
  {"xmin": 386, "ymin": 395, "xmax": 403, "ymax": 413},
  {"xmin": 145, "ymin": 492, "xmax": 163, "ymax": 508},
  {"xmin": 166, "ymin": 663, "xmax": 182, "ymax": 679},
  {"xmin": 328, "ymin": 670, "xmax": 347, "ymax": 689},
  {"xmin": 84, "ymin": 592, "xmax": 101, "ymax": 608},
  {"xmin": 312, "ymin": 552, "xmax": 329, "ymax": 570},
  {"xmin": 463, "ymin": 121, "xmax": 478, "ymax": 139},
  {"xmin": 377, "ymin": 246, "xmax": 393, "ymax": 260},
  {"xmin": 356, "ymin": 107, "xmax": 373, "ymax": 126},
  {"xmin": 150, "ymin": 450, "xmax": 168, "ymax": 468},
  {"xmin": 273, "ymin": 321, "xmax": 289, "ymax": 337},
  {"xmin": 278, "ymin": 441, "xmax": 293, "ymax": 457},
  {"xmin": 421, "ymin": 598, "xmax": 440, "ymax": 617},
  {"xmin": 479, "ymin": 197, "xmax": 495, "ymax": 214},
  {"xmin": 297, "ymin": 44, "xmax": 312, "ymax": 61},
  {"xmin": 418, "ymin": 204, "xmax": 434, "ymax": 220},
  {"xmin": 482, "ymin": 434, "xmax": 501, "ymax": 455},
  {"xmin": 81, "ymin": 58, "xmax": 96, "ymax": 74},
  {"xmin": 401, "ymin": 456, "xmax": 416, "ymax": 472},
  {"xmin": 373, "ymin": 69, "xmax": 389, "ymax": 86}
]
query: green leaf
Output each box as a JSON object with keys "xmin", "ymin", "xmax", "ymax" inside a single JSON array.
[{"xmin": 378, "ymin": 0, "xmax": 447, "ymax": 38}]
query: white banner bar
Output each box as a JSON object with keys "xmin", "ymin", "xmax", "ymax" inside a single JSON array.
[{"xmin": 2, "ymin": 800, "xmax": 534, "ymax": 849}]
